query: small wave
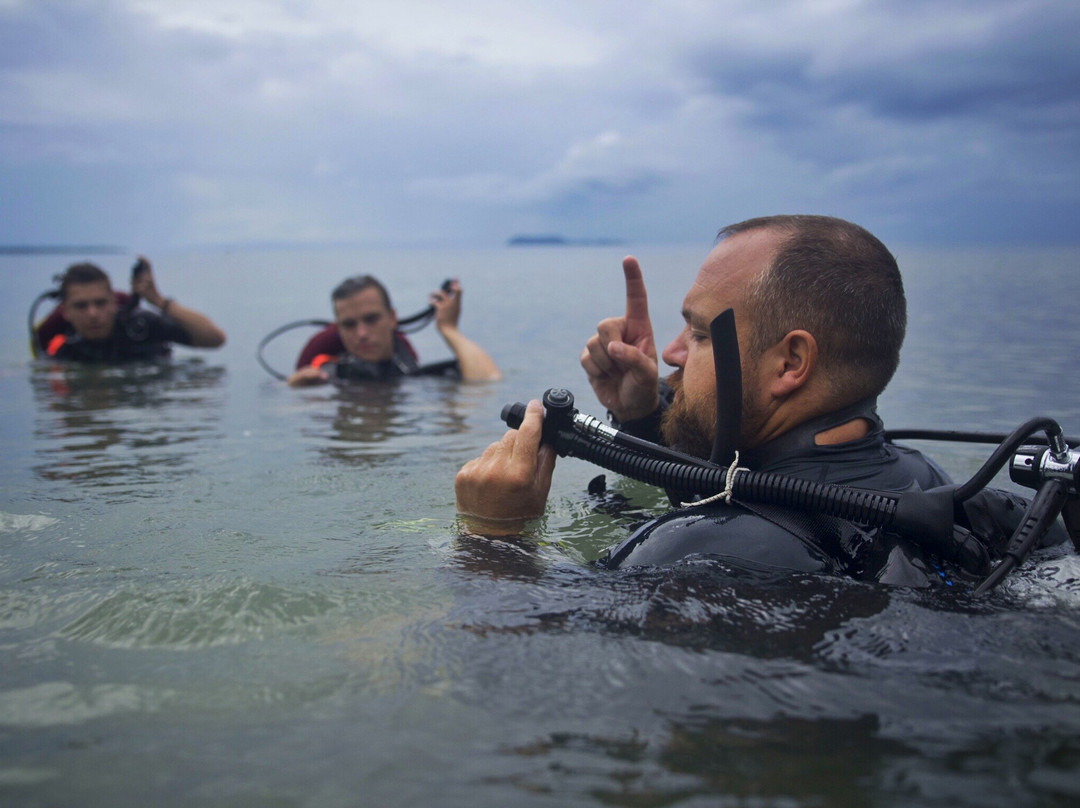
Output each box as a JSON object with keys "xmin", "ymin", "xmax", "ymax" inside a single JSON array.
[
  {"xmin": 59, "ymin": 578, "xmax": 341, "ymax": 649},
  {"xmin": 0, "ymin": 511, "xmax": 59, "ymax": 533},
  {"xmin": 0, "ymin": 681, "xmax": 171, "ymax": 728},
  {"xmin": 0, "ymin": 589, "xmax": 49, "ymax": 631},
  {"xmin": 1003, "ymin": 554, "xmax": 1080, "ymax": 607}
]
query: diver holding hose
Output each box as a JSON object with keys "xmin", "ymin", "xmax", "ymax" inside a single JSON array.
[
  {"xmin": 455, "ymin": 216, "xmax": 1077, "ymax": 589},
  {"xmin": 31, "ymin": 258, "xmax": 226, "ymax": 362},
  {"xmin": 276, "ymin": 275, "xmax": 500, "ymax": 386}
]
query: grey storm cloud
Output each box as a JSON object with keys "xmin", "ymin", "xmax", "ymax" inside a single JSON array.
[{"xmin": 1, "ymin": 0, "xmax": 1078, "ymax": 248}]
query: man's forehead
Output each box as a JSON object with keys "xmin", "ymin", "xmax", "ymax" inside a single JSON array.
[
  {"xmin": 684, "ymin": 228, "xmax": 779, "ymax": 312},
  {"xmin": 335, "ymin": 287, "xmax": 389, "ymax": 313},
  {"xmin": 66, "ymin": 281, "xmax": 112, "ymax": 300}
]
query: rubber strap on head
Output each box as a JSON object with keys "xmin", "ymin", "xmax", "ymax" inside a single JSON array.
[{"xmin": 709, "ymin": 308, "xmax": 742, "ymax": 467}]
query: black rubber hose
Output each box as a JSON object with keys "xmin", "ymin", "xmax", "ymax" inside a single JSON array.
[
  {"xmin": 28, "ymin": 289, "xmax": 61, "ymax": 359},
  {"xmin": 255, "ymin": 319, "xmax": 331, "ymax": 380},
  {"xmin": 952, "ymin": 417, "xmax": 1063, "ymax": 503},
  {"xmin": 555, "ymin": 428, "xmax": 904, "ymax": 529},
  {"xmin": 886, "ymin": 428, "xmax": 1080, "ymax": 450}
]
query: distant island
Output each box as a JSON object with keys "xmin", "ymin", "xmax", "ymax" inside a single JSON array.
[{"xmin": 507, "ymin": 234, "xmax": 625, "ymax": 247}]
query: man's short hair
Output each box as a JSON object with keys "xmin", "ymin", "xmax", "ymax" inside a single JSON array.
[
  {"xmin": 59, "ymin": 263, "xmax": 112, "ymax": 302},
  {"xmin": 720, "ymin": 215, "xmax": 906, "ymax": 405},
  {"xmin": 331, "ymin": 275, "xmax": 393, "ymax": 312}
]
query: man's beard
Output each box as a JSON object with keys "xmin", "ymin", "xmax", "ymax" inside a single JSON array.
[
  {"xmin": 659, "ymin": 367, "xmax": 766, "ymax": 460},
  {"xmin": 659, "ymin": 370, "xmax": 715, "ymax": 460}
]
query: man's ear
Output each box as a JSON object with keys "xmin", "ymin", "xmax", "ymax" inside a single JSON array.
[{"xmin": 766, "ymin": 329, "xmax": 817, "ymax": 397}]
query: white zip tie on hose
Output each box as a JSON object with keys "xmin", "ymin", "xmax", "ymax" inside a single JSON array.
[{"xmin": 681, "ymin": 451, "xmax": 747, "ymax": 507}]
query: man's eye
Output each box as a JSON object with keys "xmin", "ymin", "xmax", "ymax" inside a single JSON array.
[
  {"xmin": 690, "ymin": 332, "xmax": 710, "ymax": 343},
  {"xmin": 362, "ymin": 315, "xmax": 382, "ymax": 326}
]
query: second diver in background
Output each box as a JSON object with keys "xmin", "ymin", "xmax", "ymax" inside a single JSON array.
[{"xmin": 287, "ymin": 275, "xmax": 500, "ymax": 386}]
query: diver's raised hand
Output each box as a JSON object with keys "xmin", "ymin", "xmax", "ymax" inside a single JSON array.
[
  {"xmin": 431, "ymin": 278, "xmax": 462, "ymax": 331},
  {"xmin": 432, "ymin": 277, "xmax": 501, "ymax": 381},
  {"xmin": 129, "ymin": 255, "xmax": 226, "ymax": 348},
  {"xmin": 130, "ymin": 256, "xmax": 164, "ymax": 308},
  {"xmin": 580, "ymin": 256, "xmax": 659, "ymax": 422}
]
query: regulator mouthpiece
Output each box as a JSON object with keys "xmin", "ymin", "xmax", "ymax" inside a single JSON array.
[
  {"xmin": 500, "ymin": 401, "xmax": 527, "ymax": 430},
  {"xmin": 501, "ymin": 389, "xmax": 579, "ymax": 448}
]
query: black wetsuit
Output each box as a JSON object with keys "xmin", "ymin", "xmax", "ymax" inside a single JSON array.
[
  {"xmin": 46, "ymin": 309, "xmax": 191, "ymax": 363},
  {"xmin": 329, "ymin": 338, "xmax": 458, "ymax": 382},
  {"xmin": 601, "ymin": 394, "xmax": 1066, "ymax": 586}
]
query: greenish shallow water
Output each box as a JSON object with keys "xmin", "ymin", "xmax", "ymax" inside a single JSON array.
[{"xmin": 2, "ymin": 245, "xmax": 1080, "ymax": 807}]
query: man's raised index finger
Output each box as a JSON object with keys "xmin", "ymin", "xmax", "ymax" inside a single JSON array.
[{"xmin": 622, "ymin": 256, "xmax": 650, "ymax": 324}]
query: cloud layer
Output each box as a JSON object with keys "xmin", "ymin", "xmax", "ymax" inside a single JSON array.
[{"xmin": 2, "ymin": 0, "xmax": 1078, "ymax": 248}]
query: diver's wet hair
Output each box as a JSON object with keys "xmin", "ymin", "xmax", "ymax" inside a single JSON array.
[
  {"xmin": 59, "ymin": 263, "xmax": 112, "ymax": 301},
  {"xmin": 331, "ymin": 275, "xmax": 393, "ymax": 311}
]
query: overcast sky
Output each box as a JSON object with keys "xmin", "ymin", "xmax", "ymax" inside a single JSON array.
[{"xmin": 2, "ymin": 0, "xmax": 1078, "ymax": 249}]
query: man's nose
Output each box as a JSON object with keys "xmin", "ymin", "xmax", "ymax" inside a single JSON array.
[{"xmin": 661, "ymin": 334, "xmax": 686, "ymax": 368}]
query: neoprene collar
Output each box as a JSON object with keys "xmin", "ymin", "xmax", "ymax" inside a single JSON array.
[{"xmin": 740, "ymin": 397, "xmax": 883, "ymax": 470}]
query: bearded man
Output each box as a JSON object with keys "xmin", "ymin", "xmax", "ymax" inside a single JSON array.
[{"xmin": 456, "ymin": 215, "xmax": 1069, "ymax": 584}]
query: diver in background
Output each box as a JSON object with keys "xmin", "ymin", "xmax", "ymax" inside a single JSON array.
[
  {"xmin": 286, "ymin": 275, "xmax": 500, "ymax": 386},
  {"xmin": 35, "ymin": 259, "xmax": 226, "ymax": 362},
  {"xmin": 455, "ymin": 215, "xmax": 1069, "ymax": 584}
]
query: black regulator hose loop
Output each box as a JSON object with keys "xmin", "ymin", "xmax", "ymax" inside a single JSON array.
[
  {"xmin": 28, "ymin": 288, "xmax": 62, "ymax": 359},
  {"xmin": 256, "ymin": 319, "xmax": 333, "ymax": 380},
  {"xmin": 396, "ymin": 278, "xmax": 456, "ymax": 334},
  {"xmin": 501, "ymin": 388, "xmax": 1080, "ymax": 589},
  {"xmin": 549, "ymin": 426, "xmax": 962, "ymax": 545},
  {"xmin": 503, "ymin": 393, "xmax": 953, "ymax": 539},
  {"xmin": 953, "ymin": 417, "xmax": 1064, "ymax": 504}
]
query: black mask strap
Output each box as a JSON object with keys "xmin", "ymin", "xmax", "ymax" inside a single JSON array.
[{"xmin": 709, "ymin": 308, "xmax": 742, "ymax": 467}]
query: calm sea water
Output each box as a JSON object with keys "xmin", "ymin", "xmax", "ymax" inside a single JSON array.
[{"xmin": 2, "ymin": 244, "xmax": 1080, "ymax": 807}]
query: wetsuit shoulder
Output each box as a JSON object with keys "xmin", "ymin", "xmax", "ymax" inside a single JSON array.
[
  {"xmin": 296, "ymin": 325, "xmax": 343, "ymax": 370},
  {"xmin": 602, "ymin": 505, "xmax": 837, "ymax": 573}
]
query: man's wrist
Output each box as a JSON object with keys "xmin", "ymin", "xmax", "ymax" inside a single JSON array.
[
  {"xmin": 610, "ymin": 384, "xmax": 671, "ymax": 440},
  {"xmin": 456, "ymin": 512, "xmax": 540, "ymax": 537}
]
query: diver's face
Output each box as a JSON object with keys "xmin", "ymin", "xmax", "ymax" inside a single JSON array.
[
  {"xmin": 61, "ymin": 280, "xmax": 118, "ymax": 341},
  {"xmin": 334, "ymin": 287, "xmax": 398, "ymax": 363},
  {"xmin": 659, "ymin": 229, "xmax": 780, "ymax": 455}
]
